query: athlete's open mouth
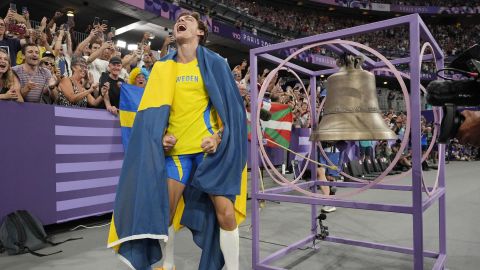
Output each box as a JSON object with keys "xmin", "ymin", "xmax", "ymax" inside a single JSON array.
[{"xmin": 177, "ymin": 24, "xmax": 187, "ymax": 32}]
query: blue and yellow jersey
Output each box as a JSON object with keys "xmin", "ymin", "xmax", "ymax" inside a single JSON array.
[{"xmin": 166, "ymin": 58, "xmax": 219, "ymax": 155}]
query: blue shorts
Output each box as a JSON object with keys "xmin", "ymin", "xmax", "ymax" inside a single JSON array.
[
  {"xmin": 165, "ymin": 153, "xmax": 205, "ymax": 185},
  {"xmin": 318, "ymin": 151, "xmax": 341, "ymax": 177}
]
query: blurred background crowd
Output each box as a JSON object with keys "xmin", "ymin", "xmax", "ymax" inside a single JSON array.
[{"xmin": 1, "ymin": 0, "xmax": 479, "ymax": 164}]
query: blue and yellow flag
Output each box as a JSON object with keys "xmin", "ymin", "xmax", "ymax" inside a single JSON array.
[
  {"xmin": 119, "ymin": 84, "xmax": 145, "ymax": 151},
  {"xmin": 108, "ymin": 46, "xmax": 248, "ymax": 270}
]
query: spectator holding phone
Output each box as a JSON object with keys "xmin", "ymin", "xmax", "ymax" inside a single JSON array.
[
  {"xmin": 140, "ymin": 50, "xmax": 155, "ymax": 81},
  {"xmin": 0, "ymin": 16, "xmax": 26, "ymax": 66},
  {"xmin": 45, "ymin": 11, "xmax": 64, "ymax": 43},
  {"xmin": 16, "ymin": 16, "xmax": 51, "ymax": 65},
  {"xmin": 85, "ymin": 39, "xmax": 112, "ymax": 84},
  {"xmin": 235, "ymin": 59, "xmax": 247, "ymax": 73},
  {"xmin": 0, "ymin": 48, "xmax": 22, "ymax": 102},
  {"xmin": 54, "ymin": 27, "xmax": 73, "ymax": 77},
  {"xmin": 20, "ymin": 6, "xmax": 31, "ymax": 31},
  {"xmin": 4, "ymin": 4, "xmax": 28, "ymax": 38},
  {"xmin": 160, "ymin": 32, "xmax": 175, "ymax": 58},
  {"xmin": 74, "ymin": 27, "xmax": 102, "ymax": 58},
  {"xmin": 100, "ymin": 56, "xmax": 124, "ymax": 114}
]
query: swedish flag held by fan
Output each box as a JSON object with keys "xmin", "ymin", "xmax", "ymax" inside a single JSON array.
[{"xmin": 108, "ymin": 11, "xmax": 248, "ymax": 270}]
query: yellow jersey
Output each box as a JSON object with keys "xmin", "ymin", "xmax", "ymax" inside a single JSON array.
[{"xmin": 166, "ymin": 58, "xmax": 219, "ymax": 156}]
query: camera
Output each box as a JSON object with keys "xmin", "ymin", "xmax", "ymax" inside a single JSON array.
[{"xmin": 426, "ymin": 44, "xmax": 480, "ymax": 143}]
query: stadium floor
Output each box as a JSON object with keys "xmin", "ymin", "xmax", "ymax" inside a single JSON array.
[{"xmin": 1, "ymin": 161, "xmax": 479, "ymax": 270}]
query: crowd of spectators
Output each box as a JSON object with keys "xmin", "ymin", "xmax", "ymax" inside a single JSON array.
[
  {"xmin": 223, "ymin": 0, "xmax": 479, "ymax": 59},
  {"xmin": 0, "ymin": 6, "xmax": 174, "ymax": 111},
  {"xmin": 364, "ymin": 109, "xmax": 480, "ymax": 173},
  {"xmin": 370, "ymin": 0, "xmax": 480, "ymax": 7},
  {"xmin": 2, "ymin": 2, "xmax": 478, "ymax": 180},
  {"xmin": 2, "ymin": 0, "xmax": 476, "ymax": 110},
  {"xmin": 229, "ymin": 57, "xmax": 479, "ymax": 172}
]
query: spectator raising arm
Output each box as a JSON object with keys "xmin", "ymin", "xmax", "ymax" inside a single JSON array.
[
  {"xmin": 87, "ymin": 40, "xmax": 111, "ymax": 64},
  {"xmin": 46, "ymin": 12, "xmax": 63, "ymax": 42},
  {"xmin": 40, "ymin": 32, "xmax": 54, "ymax": 54},
  {"xmin": 38, "ymin": 17, "xmax": 48, "ymax": 33},
  {"xmin": 65, "ymin": 30, "xmax": 73, "ymax": 57},
  {"xmin": 22, "ymin": 10, "xmax": 32, "ymax": 30},
  {"xmin": 54, "ymin": 29, "xmax": 66, "ymax": 57},
  {"xmin": 74, "ymin": 28, "xmax": 99, "ymax": 57},
  {"xmin": 160, "ymin": 35, "xmax": 175, "ymax": 58}
]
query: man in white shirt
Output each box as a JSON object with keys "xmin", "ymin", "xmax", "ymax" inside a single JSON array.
[{"xmin": 84, "ymin": 40, "xmax": 113, "ymax": 83}]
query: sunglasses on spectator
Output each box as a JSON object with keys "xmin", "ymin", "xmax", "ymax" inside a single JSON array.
[{"xmin": 42, "ymin": 62, "xmax": 55, "ymax": 67}]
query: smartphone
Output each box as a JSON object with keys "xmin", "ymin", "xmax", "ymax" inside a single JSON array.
[
  {"xmin": 110, "ymin": 27, "xmax": 116, "ymax": 36},
  {"xmin": 167, "ymin": 43, "xmax": 176, "ymax": 54},
  {"xmin": 22, "ymin": 6, "xmax": 28, "ymax": 15},
  {"xmin": 67, "ymin": 15, "xmax": 74, "ymax": 25},
  {"xmin": 93, "ymin": 17, "xmax": 100, "ymax": 26},
  {"xmin": 102, "ymin": 19, "xmax": 108, "ymax": 26}
]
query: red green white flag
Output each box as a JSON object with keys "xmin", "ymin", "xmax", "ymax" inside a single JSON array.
[{"xmin": 247, "ymin": 102, "xmax": 293, "ymax": 148}]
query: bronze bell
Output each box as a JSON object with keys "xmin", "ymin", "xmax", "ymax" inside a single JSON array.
[{"xmin": 311, "ymin": 55, "xmax": 396, "ymax": 141}]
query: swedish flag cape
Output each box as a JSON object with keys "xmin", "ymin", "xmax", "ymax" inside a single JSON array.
[
  {"xmin": 108, "ymin": 46, "xmax": 248, "ymax": 270},
  {"xmin": 118, "ymin": 83, "xmax": 144, "ymax": 151}
]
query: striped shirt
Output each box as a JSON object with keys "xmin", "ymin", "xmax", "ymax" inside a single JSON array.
[{"xmin": 12, "ymin": 65, "xmax": 52, "ymax": 103}]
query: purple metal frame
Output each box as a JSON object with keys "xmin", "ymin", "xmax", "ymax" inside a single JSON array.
[{"xmin": 249, "ymin": 14, "xmax": 446, "ymax": 270}]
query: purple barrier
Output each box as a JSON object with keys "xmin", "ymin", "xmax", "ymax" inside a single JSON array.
[
  {"xmin": 0, "ymin": 102, "xmax": 290, "ymax": 224},
  {"xmin": 0, "ymin": 103, "xmax": 122, "ymax": 225},
  {"xmin": 0, "ymin": 102, "xmax": 56, "ymax": 225},
  {"xmin": 288, "ymin": 128, "xmax": 311, "ymax": 164},
  {"xmin": 5, "ymin": 102, "xmax": 414, "ymax": 225},
  {"xmin": 247, "ymin": 141, "xmax": 284, "ymax": 169}
]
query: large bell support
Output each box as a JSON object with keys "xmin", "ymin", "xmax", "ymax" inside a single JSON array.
[
  {"xmin": 311, "ymin": 55, "xmax": 397, "ymax": 141},
  {"xmin": 250, "ymin": 14, "xmax": 446, "ymax": 270}
]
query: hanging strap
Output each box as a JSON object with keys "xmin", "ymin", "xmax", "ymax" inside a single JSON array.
[
  {"xmin": 46, "ymin": 237, "xmax": 83, "ymax": 246},
  {"xmin": 21, "ymin": 246, "xmax": 62, "ymax": 257},
  {"xmin": 8, "ymin": 213, "xmax": 27, "ymax": 250},
  {"xmin": 16, "ymin": 211, "xmax": 83, "ymax": 246}
]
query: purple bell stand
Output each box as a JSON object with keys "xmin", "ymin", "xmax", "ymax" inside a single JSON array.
[{"xmin": 249, "ymin": 14, "xmax": 446, "ymax": 270}]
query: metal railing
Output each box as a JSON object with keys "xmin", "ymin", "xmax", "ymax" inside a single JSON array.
[{"xmin": 29, "ymin": 20, "xmax": 88, "ymax": 43}]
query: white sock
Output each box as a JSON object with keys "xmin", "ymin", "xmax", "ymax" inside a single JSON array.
[
  {"xmin": 162, "ymin": 226, "xmax": 175, "ymax": 270},
  {"xmin": 219, "ymin": 227, "xmax": 239, "ymax": 270}
]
